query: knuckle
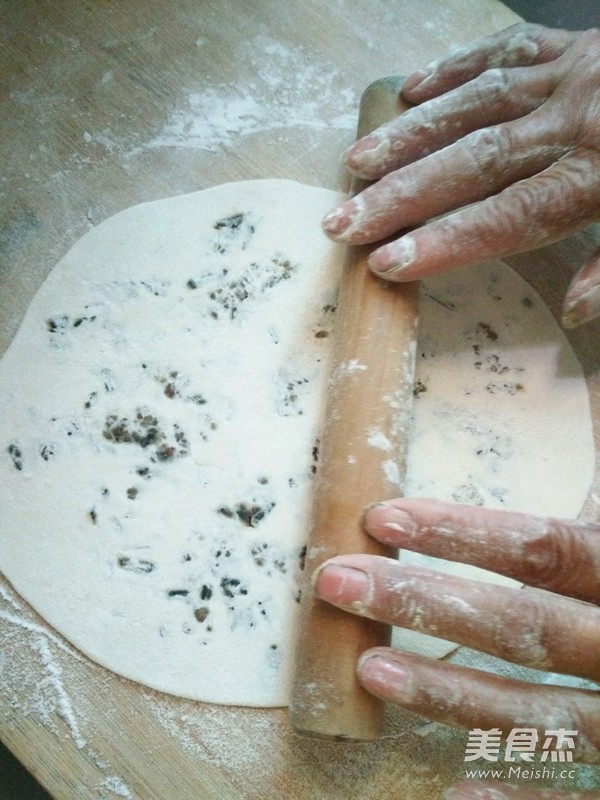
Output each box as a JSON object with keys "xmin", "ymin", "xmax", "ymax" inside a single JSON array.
[
  {"xmin": 387, "ymin": 580, "xmax": 427, "ymax": 628},
  {"xmin": 521, "ymin": 524, "xmax": 567, "ymax": 578},
  {"xmin": 492, "ymin": 34, "xmax": 538, "ymax": 69},
  {"xmin": 459, "ymin": 124, "xmax": 517, "ymax": 189},
  {"xmin": 463, "ymin": 159, "xmax": 588, "ymax": 250},
  {"xmin": 507, "ymin": 21, "xmax": 543, "ymax": 38},
  {"xmin": 522, "ymin": 520, "xmax": 600, "ymax": 604},
  {"xmin": 473, "ymin": 66, "xmax": 513, "ymax": 102},
  {"xmin": 495, "ymin": 593, "xmax": 552, "ymax": 670},
  {"xmin": 542, "ymin": 154, "xmax": 600, "ymax": 219},
  {"xmin": 553, "ymin": 698, "xmax": 600, "ymax": 764},
  {"xmin": 521, "ymin": 522, "xmax": 585, "ymax": 592}
]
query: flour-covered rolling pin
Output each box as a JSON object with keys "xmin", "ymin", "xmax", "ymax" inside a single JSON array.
[{"xmin": 289, "ymin": 77, "xmax": 419, "ymax": 740}]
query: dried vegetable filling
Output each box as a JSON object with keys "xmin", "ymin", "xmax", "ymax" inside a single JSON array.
[
  {"xmin": 0, "ymin": 181, "xmax": 342, "ymax": 705},
  {"xmin": 0, "ymin": 181, "xmax": 594, "ymax": 705}
]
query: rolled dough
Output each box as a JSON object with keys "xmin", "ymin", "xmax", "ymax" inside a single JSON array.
[
  {"xmin": 0, "ymin": 180, "xmax": 594, "ymax": 705},
  {"xmin": 397, "ymin": 260, "xmax": 596, "ymax": 658}
]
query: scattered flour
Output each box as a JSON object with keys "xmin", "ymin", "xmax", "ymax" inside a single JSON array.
[
  {"xmin": 96, "ymin": 776, "xmax": 134, "ymax": 799},
  {"xmin": 0, "ymin": 579, "xmax": 134, "ymax": 798},
  {"xmin": 30, "ymin": 637, "xmax": 86, "ymax": 749},
  {"xmin": 341, "ymin": 359, "xmax": 368, "ymax": 374},
  {"xmin": 367, "ymin": 428, "xmax": 393, "ymax": 452},
  {"xmin": 0, "ymin": 582, "xmax": 86, "ymax": 749},
  {"xmin": 6, "ymin": 33, "xmax": 358, "ymax": 199},
  {"xmin": 144, "ymin": 693, "xmax": 271, "ymax": 771},
  {"xmin": 144, "ymin": 36, "xmax": 357, "ymax": 153},
  {"xmin": 383, "ymin": 458, "xmax": 401, "ymax": 487}
]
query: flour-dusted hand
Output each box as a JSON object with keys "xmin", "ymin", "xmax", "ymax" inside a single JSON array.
[
  {"xmin": 322, "ymin": 23, "xmax": 600, "ymax": 328},
  {"xmin": 314, "ymin": 498, "xmax": 600, "ymax": 775}
]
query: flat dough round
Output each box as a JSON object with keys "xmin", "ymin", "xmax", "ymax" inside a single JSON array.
[
  {"xmin": 0, "ymin": 181, "xmax": 594, "ymax": 705},
  {"xmin": 0, "ymin": 181, "xmax": 342, "ymax": 705},
  {"xmin": 408, "ymin": 261, "xmax": 594, "ymax": 517},
  {"xmin": 395, "ymin": 261, "xmax": 596, "ymax": 658}
]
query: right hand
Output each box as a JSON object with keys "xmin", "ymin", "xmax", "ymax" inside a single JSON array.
[{"xmin": 322, "ymin": 23, "xmax": 600, "ymax": 328}]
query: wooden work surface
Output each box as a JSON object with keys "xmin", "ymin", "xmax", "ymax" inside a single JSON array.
[{"xmin": 2, "ymin": 2, "xmax": 600, "ymax": 798}]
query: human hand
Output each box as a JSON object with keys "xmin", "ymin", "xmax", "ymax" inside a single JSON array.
[
  {"xmin": 314, "ymin": 497, "xmax": 600, "ymax": 789},
  {"xmin": 322, "ymin": 23, "xmax": 600, "ymax": 328}
]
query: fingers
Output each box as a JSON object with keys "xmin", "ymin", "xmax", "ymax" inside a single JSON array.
[
  {"xmin": 401, "ymin": 22, "xmax": 579, "ymax": 104},
  {"xmin": 363, "ymin": 499, "xmax": 600, "ymax": 604},
  {"xmin": 324, "ymin": 114, "xmax": 567, "ymax": 245},
  {"xmin": 445, "ymin": 781, "xmax": 599, "ymax": 799},
  {"xmin": 364, "ymin": 149, "xmax": 600, "ymax": 280},
  {"xmin": 327, "ymin": 29, "xmax": 600, "ymax": 303},
  {"xmin": 354, "ymin": 649, "xmax": 600, "ymax": 764},
  {"xmin": 340, "ymin": 64, "xmax": 556, "ymax": 180},
  {"xmin": 562, "ymin": 246, "xmax": 600, "ymax": 328},
  {"xmin": 342, "ymin": 23, "xmax": 578, "ymax": 182},
  {"xmin": 324, "ymin": 29, "xmax": 600, "ymax": 315},
  {"xmin": 315, "ymin": 555, "xmax": 600, "ymax": 681}
]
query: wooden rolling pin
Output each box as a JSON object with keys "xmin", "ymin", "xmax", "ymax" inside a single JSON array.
[{"xmin": 289, "ymin": 76, "xmax": 419, "ymax": 741}]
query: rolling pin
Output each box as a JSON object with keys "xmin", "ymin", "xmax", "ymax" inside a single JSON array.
[{"xmin": 289, "ymin": 76, "xmax": 419, "ymax": 741}]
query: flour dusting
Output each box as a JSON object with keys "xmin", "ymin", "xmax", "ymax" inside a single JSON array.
[
  {"xmin": 0, "ymin": 582, "xmax": 86, "ymax": 747},
  {"xmin": 146, "ymin": 36, "xmax": 357, "ymax": 152},
  {"xmin": 0, "ymin": 578, "xmax": 134, "ymax": 797},
  {"xmin": 97, "ymin": 776, "xmax": 135, "ymax": 799},
  {"xmin": 144, "ymin": 693, "xmax": 273, "ymax": 771},
  {"xmin": 31, "ymin": 636, "xmax": 86, "ymax": 749}
]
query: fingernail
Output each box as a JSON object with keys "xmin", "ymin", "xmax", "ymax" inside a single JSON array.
[
  {"xmin": 322, "ymin": 202, "xmax": 356, "ymax": 238},
  {"xmin": 562, "ymin": 290, "xmax": 600, "ymax": 329},
  {"xmin": 364, "ymin": 503, "xmax": 417, "ymax": 541},
  {"xmin": 562, "ymin": 258, "xmax": 600, "ymax": 328},
  {"xmin": 343, "ymin": 135, "xmax": 383, "ymax": 160},
  {"xmin": 562, "ymin": 300, "xmax": 589, "ymax": 329},
  {"xmin": 402, "ymin": 69, "xmax": 431, "ymax": 93},
  {"xmin": 344, "ymin": 135, "xmax": 391, "ymax": 175},
  {"xmin": 368, "ymin": 235, "xmax": 416, "ymax": 275},
  {"xmin": 358, "ymin": 653, "xmax": 410, "ymax": 697},
  {"xmin": 314, "ymin": 563, "xmax": 371, "ymax": 612}
]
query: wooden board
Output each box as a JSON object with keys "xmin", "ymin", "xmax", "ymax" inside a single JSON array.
[{"xmin": 2, "ymin": 1, "xmax": 600, "ymax": 797}]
